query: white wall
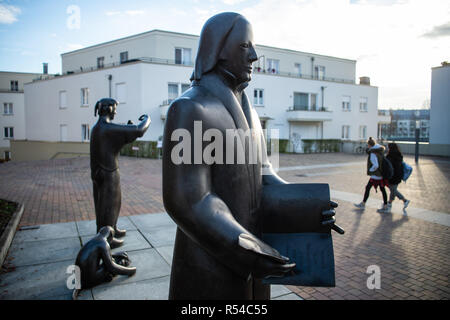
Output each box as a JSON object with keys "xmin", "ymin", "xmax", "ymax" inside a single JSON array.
[
  {"xmin": 0, "ymin": 92, "xmax": 26, "ymax": 148},
  {"xmin": 430, "ymin": 65, "xmax": 450, "ymax": 145}
]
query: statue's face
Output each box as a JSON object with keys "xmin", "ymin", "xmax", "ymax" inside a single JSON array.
[
  {"xmin": 219, "ymin": 18, "xmax": 258, "ymax": 83},
  {"xmin": 109, "ymin": 104, "xmax": 117, "ymax": 120}
]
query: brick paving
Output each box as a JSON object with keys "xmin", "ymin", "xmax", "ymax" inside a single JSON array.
[{"xmin": 0, "ymin": 152, "xmax": 449, "ymax": 299}]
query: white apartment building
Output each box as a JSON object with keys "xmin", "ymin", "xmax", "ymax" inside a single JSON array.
[
  {"xmin": 19, "ymin": 29, "xmax": 388, "ymax": 160},
  {"xmin": 0, "ymin": 71, "xmax": 44, "ymax": 160},
  {"xmin": 430, "ymin": 63, "xmax": 450, "ymax": 146}
]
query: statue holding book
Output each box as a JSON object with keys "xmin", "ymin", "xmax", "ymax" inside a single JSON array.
[{"xmin": 162, "ymin": 12, "xmax": 344, "ymax": 300}]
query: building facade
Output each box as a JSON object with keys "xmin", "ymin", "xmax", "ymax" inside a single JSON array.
[
  {"xmin": 18, "ymin": 29, "xmax": 388, "ymax": 160},
  {"xmin": 379, "ymin": 109, "xmax": 430, "ymax": 142},
  {"xmin": 0, "ymin": 71, "xmax": 44, "ymax": 160},
  {"xmin": 429, "ymin": 63, "xmax": 450, "ymax": 145}
]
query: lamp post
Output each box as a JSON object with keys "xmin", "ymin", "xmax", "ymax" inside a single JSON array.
[{"xmin": 415, "ymin": 120, "xmax": 420, "ymax": 163}]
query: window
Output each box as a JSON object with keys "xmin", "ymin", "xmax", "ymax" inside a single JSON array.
[
  {"xmin": 120, "ymin": 51, "xmax": 128, "ymax": 64},
  {"xmin": 59, "ymin": 91, "xmax": 67, "ymax": 109},
  {"xmin": 4, "ymin": 151, "xmax": 11, "ymax": 161},
  {"xmin": 341, "ymin": 125, "xmax": 350, "ymax": 139},
  {"xmin": 97, "ymin": 56, "xmax": 104, "ymax": 68},
  {"xmin": 168, "ymin": 83, "xmax": 179, "ymax": 103},
  {"xmin": 10, "ymin": 80, "xmax": 18, "ymax": 91},
  {"xmin": 175, "ymin": 48, "xmax": 192, "ymax": 65},
  {"xmin": 314, "ymin": 66, "xmax": 325, "ymax": 80},
  {"xmin": 181, "ymin": 84, "xmax": 190, "ymax": 94},
  {"xmin": 254, "ymin": 89, "xmax": 264, "ymax": 106},
  {"xmin": 81, "ymin": 124, "xmax": 90, "ymax": 141},
  {"xmin": 293, "ymin": 92, "xmax": 318, "ymax": 111},
  {"xmin": 115, "ymin": 83, "xmax": 127, "ymax": 104},
  {"xmin": 294, "ymin": 63, "xmax": 301, "ymax": 76},
  {"xmin": 359, "ymin": 97, "xmax": 368, "ymax": 112},
  {"xmin": 60, "ymin": 124, "xmax": 68, "ymax": 142},
  {"xmin": 359, "ymin": 125, "xmax": 367, "ymax": 139},
  {"xmin": 3, "ymin": 103, "xmax": 13, "ymax": 115},
  {"xmin": 4, "ymin": 127, "xmax": 14, "ymax": 139},
  {"xmin": 342, "ymin": 95, "xmax": 351, "ymax": 111},
  {"xmin": 81, "ymin": 88, "xmax": 89, "ymax": 106},
  {"xmin": 267, "ymin": 59, "xmax": 279, "ymax": 74}
]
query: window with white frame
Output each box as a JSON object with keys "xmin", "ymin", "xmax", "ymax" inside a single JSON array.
[
  {"xmin": 294, "ymin": 63, "xmax": 301, "ymax": 76},
  {"xmin": 254, "ymin": 89, "xmax": 264, "ymax": 106},
  {"xmin": 4, "ymin": 127, "xmax": 14, "ymax": 139},
  {"xmin": 181, "ymin": 83, "xmax": 190, "ymax": 94},
  {"xmin": 3, "ymin": 103, "xmax": 13, "ymax": 115},
  {"xmin": 314, "ymin": 65, "xmax": 325, "ymax": 80},
  {"xmin": 342, "ymin": 95, "xmax": 351, "ymax": 111},
  {"xmin": 359, "ymin": 125, "xmax": 367, "ymax": 139},
  {"xmin": 175, "ymin": 48, "xmax": 192, "ymax": 65},
  {"xmin": 341, "ymin": 125, "xmax": 350, "ymax": 139},
  {"xmin": 81, "ymin": 88, "xmax": 89, "ymax": 106},
  {"xmin": 60, "ymin": 124, "xmax": 68, "ymax": 142},
  {"xmin": 168, "ymin": 83, "xmax": 179, "ymax": 103},
  {"xmin": 116, "ymin": 83, "xmax": 127, "ymax": 104},
  {"xmin": 120, "ymin": 51, "xmax": 128, "ymax": 64},
  {"xmin": 359, "ymin": 97, "xmax": 368, "ymax": 112},
  {"xmin": 293, "ymin": 92, "xmax": 318, "ymax": 111},
  {"xmin": 10, "ymin": 80, "xmax": 18, "ymax": 91},
  {"xmin": 81, "ymin": 124, "xmax": 90, "ymax": 141},
  {"xmin": 59, "ymin": 91, "xmax": 67, "ymax": 109},
  {"xmin": 267, "ymin": 59, "xmax": 279, "ymax": 74}
]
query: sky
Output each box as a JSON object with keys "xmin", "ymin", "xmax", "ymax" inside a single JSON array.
[{"xmin": 0, "ymin": 0, "xmax": 448, "ymax": 109}]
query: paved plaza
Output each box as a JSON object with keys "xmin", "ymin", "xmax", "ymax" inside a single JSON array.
[{"xmin": 0, "ymin": 153, "xmax": 449, "ymax": 300}]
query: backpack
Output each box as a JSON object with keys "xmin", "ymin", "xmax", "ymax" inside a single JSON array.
[
  {"xmin": 381, "ymin": 156, "xmax": 394, "ymax": 180},
  {"xmin": 402, "ymin": 161, "xmax": 413, "ymax": 182}
]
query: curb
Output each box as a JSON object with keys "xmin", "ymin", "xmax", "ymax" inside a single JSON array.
[{"xmin": 0, "ymin": 203, "xmax": 24, "ymax": 267}]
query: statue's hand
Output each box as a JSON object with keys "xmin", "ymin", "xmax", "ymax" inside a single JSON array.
[
  {"xmin": 139, "ymin": 114, "xmax": 148, "ymax": 121},
  {"xmin": 127, "ymin": 120, "xmax": 134, "ymax": 125},
  {"xmin": 252, "ymin": 254, "xmax": 296, "ymax": 280},
  {"xmin": 113, "ymin": 252, "xmax": 131, "ymax": 267},
  {"xmin": 322, "ymin": 201, "xmax": 345, "ymax": 235}
]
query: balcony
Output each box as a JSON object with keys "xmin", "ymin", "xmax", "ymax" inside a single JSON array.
[
  {"xmin": 377, "ymin": 111, "xmax": 391, "ymax": 124},
  {"xmin": 253, "ymin": 68, "xmax": 355, "ymax": 84},
  {"xmin": 286, "ymin": 107, "xmax": 332, "ymax": 122},
  {"xmin": 159, "ymin": 99, "xmax": 174, "ymax": 120}
]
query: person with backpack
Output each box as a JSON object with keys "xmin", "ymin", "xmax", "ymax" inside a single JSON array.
[
  {"xmin": 354, "ymin": 137, "xmax": 389, "ymax": 213},
  {"xmin": 386, "ymin": 142, "xmax": 410, "ymax": 213}
]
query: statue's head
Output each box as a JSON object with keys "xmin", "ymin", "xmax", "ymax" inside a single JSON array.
[
  {"xmin": 99, "ymin": 226, "xmax": 115, "ymax": 245},
  {"xmin": 95, "ymin": 98, "xmax": 118, "ymax": 119},
  {"xmin": 192, "ymin": 12, "xmax": 258, "ymax": 84}
]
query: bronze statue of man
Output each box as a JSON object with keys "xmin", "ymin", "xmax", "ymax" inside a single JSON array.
[
  {"xmin": 91, "ymin": 98, "xmax": 150, "ymax": 248},
  {"xmin": 162, "ymin": 12, "xmax": 342, "ymax": 300}
]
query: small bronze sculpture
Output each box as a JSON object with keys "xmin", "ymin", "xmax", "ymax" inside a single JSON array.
[
  {"xmin": 74, "ymin": 226, "xmax": 136, "ymax": 293},
  {"xmin": 90, "ymin": 98, "xmax": 150, "ymax": 248},
  {"xmin": 162, "ymin": 12, "xmax": 343, "ymax": 300}
]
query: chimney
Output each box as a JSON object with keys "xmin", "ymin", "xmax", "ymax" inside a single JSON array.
[
  {"xmin": 43, "ymin": 63, "xmax": 48, "ymax": 75},
  {"xmin": 359, "ymin": 76, "xmax": 370, "ymax": 85}
]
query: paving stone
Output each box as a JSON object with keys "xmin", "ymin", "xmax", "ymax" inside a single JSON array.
[
  {"xmin": 92, "ymin": 276, "xmax": 170, "ymax": 300},
  {"xmin": 129, "ymin": 212, "xmax": 175, "ymax": 230},
  {"xmin": 139, "ymin": 224, "xmax": 177, "ymax": 248},
  {"xmin": 81, "ymin": 230, "xmax": 151, "ymax": 252},
  {"xmin": 0, "ymin": 260, "xmax": 75, "ymax": 299},
  {"xmin": 272, "ymin": 293, "xmax": 303, "ymax": 300},
  {"xmin": 12, "ymin": 222, "xmax": 78, "ymax": 243},
  {"xmin": 76, "ymin": 216, "xmax": 137, "ymax": 237},
  {"xmin": 155, "ymin": 245, "xmax": 174, "ymax": 266},
  {"xmin": 7, "ymin": 237, "xmax": 81, "ymax": 267},
  {"xmin": 270, "ymin": 285, "xmax": 292, "ymax": 299}
]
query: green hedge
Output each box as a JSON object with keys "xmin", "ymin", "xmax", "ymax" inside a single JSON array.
[
  {"xmin": 301, "ymin": 139, "xmax": 341, "ymax": 153},
  {"xmin": 120, "ymin": 141, "xmax": 160, "ymax": 159}
]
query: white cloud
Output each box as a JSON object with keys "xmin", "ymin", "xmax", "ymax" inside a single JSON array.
[
  {"xmin": 222, "ymin": 0, "xmax": 246, "ymax": 5},
  {"xmin": 105, "ymin": 11, "xmax": 121, "ymax": 16},
  {"xmin": 125, "ymin": 10, "xmax": 145, "ymax": 16},
  {"xmin": 0, "ymin": 4, "xmax": 21, "ymax": 24}
]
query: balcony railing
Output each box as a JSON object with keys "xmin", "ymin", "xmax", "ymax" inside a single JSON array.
[
  {"xmin": 286, "ymin": 106, "xmax": 332, "ymax": 122},
  {"xmin": 287, "ymin": 106, "xmax": 330, "ymax": 112},
  {"xmin": 253, "ymin": 68, "xmax": 355, "ymax": 84}
]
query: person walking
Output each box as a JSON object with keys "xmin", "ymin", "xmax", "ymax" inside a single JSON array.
[
  {"xmin": 386, "ymin": 142, "xmax": 410, "ymax": 212},
  {"xmin": 354, "ymin": 137, "xmax": 389, "ymax": 213}
]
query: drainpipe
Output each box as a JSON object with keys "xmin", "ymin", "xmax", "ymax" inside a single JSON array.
[
  {"xmin": 321, "ymin": 86, "xmax": 326, "ymax": 110},
  {"xmin": 107, "ymin": 74, "xmax": 112, "ymax": 98},
  {"xmin": 311, "ymin": 57, "xmax": 315, "ymax": 79}
]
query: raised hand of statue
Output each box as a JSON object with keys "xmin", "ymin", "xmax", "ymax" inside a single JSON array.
[{"xmin": 322, "ymin": 201, "xmax": 345, "ymax": 234}]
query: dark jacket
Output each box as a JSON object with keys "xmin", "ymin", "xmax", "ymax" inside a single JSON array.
[{"xmin": 387, "ymin": 151, "xmax": 403, "ymax": 185}]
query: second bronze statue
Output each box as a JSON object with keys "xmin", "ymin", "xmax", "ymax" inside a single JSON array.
[{"xmin": 90, "ymin": 98, "xmax": 151, "ymax": 248}]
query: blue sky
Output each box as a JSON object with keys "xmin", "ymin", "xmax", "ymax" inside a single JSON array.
[{"xmin": 0, "ymin": 0, "xmax": 449, "ymax": 108}]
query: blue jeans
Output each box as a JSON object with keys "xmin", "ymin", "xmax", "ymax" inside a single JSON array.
[{"xmin": 388, "ymin": 184, "xmax": 405, "ymax": 203}]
